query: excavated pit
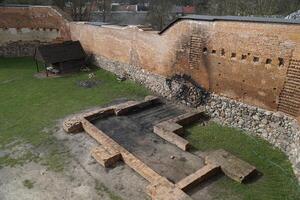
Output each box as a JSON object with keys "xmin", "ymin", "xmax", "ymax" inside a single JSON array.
[{"xmin": 92, "ymin": 103, "xmax": 205, "ymax": 183}]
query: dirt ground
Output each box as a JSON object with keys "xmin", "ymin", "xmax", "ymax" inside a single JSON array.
[
  {"xmin": 0, "ymin": 121, "xmax": 149, "ymax": 200},
  {"xmin": 0, "ymin": 102, "xmax": 228, "ymax": 200}
]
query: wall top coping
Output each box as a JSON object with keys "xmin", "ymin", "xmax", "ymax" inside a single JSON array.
[{"xmin": 159, "ymin": 15, "xmax": 300, "ymax": 34}]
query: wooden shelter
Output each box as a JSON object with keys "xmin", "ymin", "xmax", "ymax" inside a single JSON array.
[{"xmin": 34, "ymin": 41, "xmax": 87, "ymax": 76}]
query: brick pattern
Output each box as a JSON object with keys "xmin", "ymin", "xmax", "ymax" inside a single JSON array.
[
  {"xmin": 68, "ymin": 98, "xmax": 196, "ymax": 199},
  {"xmin": 278, "ymin": 59, "xmax": 300, "ymax": 116},
  {"xmin": 153, "ymin": 112, "xmax": 204, "ymax": 151},
  {"xmin": 64, "ymin": 98, "xmax": 257, "ymax": 199},
  {"xmin": 169, "ymin": 111, "xmax": 204, "ymax": 126},
  {"xmin": 115, "ymin": 96, "xmax": 161, "ymax": 116},
  {"xmin": 70, "ymin": 20, "xmax": 300, "ymax": 115},
  {"xmin": 153, "ymin": 125, "xmax": 189, "ymax": 151},
  {"xmin": 63, "ymin": 96, "xmax": 160, "ymax": 134},
  {"xmin": 205, "ymin": 149, "xmax": 256, "ymax": 183},
  {"xmin": 176, "ymin": 164, "xmax": 221, "ymax": 191},
  {"xmin": 146, "ymin": 179, "xmax": 192, "ymax": 200},
  {"xmin": 189, "ymin": 35, "xmax": 204, "ymax": 70},
  {"xmin": 91, "ymin": 146, "xmax": 121, "ymax": 168}
]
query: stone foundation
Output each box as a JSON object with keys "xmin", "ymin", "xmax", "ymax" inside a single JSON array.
[
  {"xmin": 93, "ymin": 55, "xmax": 300, "ymax": 183},
  {"xmin": 65, "ymin": 97, "xmax": 259, "ymax": 199},
  {"xmin": 0, "ymin": 41, "xmax": 46, "ymax": 57}
]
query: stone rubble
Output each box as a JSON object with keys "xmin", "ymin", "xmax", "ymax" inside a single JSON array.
[
  {"xmin": 166, "ymin": 74, "xmax": 210, "ymax": 107},
  {"xmin": 93, "ymin": 55, "xmax": 300, "ymax": 183},
  {"xmin": 0, "ymin": 41, "xmax": 45, "ymax": 57}
]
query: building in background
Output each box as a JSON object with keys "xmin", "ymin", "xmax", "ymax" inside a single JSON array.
[
  {"xmin": 286, "ymin": 10, "xmax": 300, "ymax": 20},
  {"xmin": 91, "ymin": 1, "xmax": 150, "ymax": 25},
  {"xmin": 172, "ymin": 5, "xmax": 196, "ymax": 16}
]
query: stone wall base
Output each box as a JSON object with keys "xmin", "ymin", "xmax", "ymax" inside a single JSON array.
[
  {"xmin": 0, "ymin": 41, "xmax": 46, "ymax": 57},
  {"xmin": 93, "ymin": 55, "xmax": 300, "ymax": 183}
]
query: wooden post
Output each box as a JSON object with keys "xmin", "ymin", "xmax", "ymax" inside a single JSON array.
[
  {"xmin": 35, "ymin": 60, "xmax": 39, "ymax": 73},
  {"xmin": 45, "ymin": 64, "xmax": 48, "ymax": 77},
  {"xmin": 34, "ymin": 48, "xmax": 39, "ymax": 73}
]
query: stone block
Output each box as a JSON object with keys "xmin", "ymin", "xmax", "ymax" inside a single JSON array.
[
  {"xmin": 146, "ymin": 179, "xmax": 192, "ymax": 200},
  {"xmin": 205, "ymin": 149, "xmax": 256, "ymax": 183},
  {"xmin": 63, "ymin": 117, "xmax": 83, "ymax": 133},
  {"xmin": 153, "ymin": 125, "xmax": 190, "ymax": 151},
  {"xmin": 114, "ymin": 101, "xmax": 140, "ymax": 116},
  {"xmin": 155, "ymin": 121, "xmax": 184, "ymax": 135},
  {"xmin": 91, "ymin": 146, "xmax": 121, "ymax": 168},
  {"xmin": 171, "ymin": 112, "xmax": 204, "ymax": 126},
  {"xmin": 121, "ymin": 151, "xmax": 163, "ymax": 183},
  {"xmin": 83, "ymin": 108, "xmax": 115, "ymax": 121},
  {"xmin": 115, "ymin": 96, "xmax": 161, "ymax": 116},
  {"xmin": 176, "ymin": 164, "xmax": 221, "ymax": 191}
]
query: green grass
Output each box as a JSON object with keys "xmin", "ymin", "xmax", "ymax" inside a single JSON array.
[
  {"xmin": 0, "ymin": 57, "xmax": 149, "ymax": 169},
  {"xmin": 1, "ymin": 57, "xmax": 299, "ymax": 199},
  {"xmin": 95, "ymin": 180, "xmax": 123, "ymax": 200},
  {"xmin": 186, "ymin": 122, "xmax": 300, "ymax": 200},
  {"xmin": 23, "ymin": 179, "xmax": 35, "ymax": 189}
]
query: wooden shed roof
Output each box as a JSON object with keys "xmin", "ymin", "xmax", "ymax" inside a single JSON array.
[{"xmin": 35, "ymin": 41, "xmax": 86, "ymax": 64}]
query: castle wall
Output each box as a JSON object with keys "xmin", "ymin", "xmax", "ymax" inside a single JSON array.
[
  {"xmin": 70, "ymin": 20, "xmax": 300, "ymax": 116},
  {"xmin": 0, "ymin": 7, "xmax": 299, "ymax": 181}
]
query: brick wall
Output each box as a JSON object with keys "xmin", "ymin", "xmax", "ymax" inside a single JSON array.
[{"xmin": 70, "ymin": 20, "xmax": 300, "ymax": 118}]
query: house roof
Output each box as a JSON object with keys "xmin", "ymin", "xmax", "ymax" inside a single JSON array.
[
  {"xmin": 35, "ymin": 41, "xmax": 86, "ymax": 64},
  {"xmin": 183, "ymin": 6, "xmax": 196, "ymax": 14},
  {"xmin": 159, "ymin": 15, "xmax": 300, "ymax": 34}
]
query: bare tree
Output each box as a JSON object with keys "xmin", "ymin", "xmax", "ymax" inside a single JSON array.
[
  {"xmin": 204, "ymin": 0, "xmax": 300, "ymax": 16},
  {"xmin": 98, "ymin": 0, "xmax": 111, "ymax": 22},
  {"xmin": 52, "ymin": 0, "xmax": 66, "ymax": 9},
  {"xmin": 147, "ymin": 0, "xmax": 174, "ymax": 30}
]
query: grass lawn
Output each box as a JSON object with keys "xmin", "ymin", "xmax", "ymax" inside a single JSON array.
[
  {"xmin": 0, "ymin": 57, "xmax": 149, "ymax": 170},
  {"xmin": 187, "ymin": 122, "xmax": 300, "ymax": 200},
  {"xmin": 0, "ymin": 57, "xmax": 299, "ymax": 199}
]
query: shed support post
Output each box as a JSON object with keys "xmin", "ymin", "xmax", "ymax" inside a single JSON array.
[
  {"xmin": 35, "ymin": 60, "xmax": 39, "ymax": 73},
  {"xmin": 45, "ymin": 64, "xmax": 48, "ymax": 77}
]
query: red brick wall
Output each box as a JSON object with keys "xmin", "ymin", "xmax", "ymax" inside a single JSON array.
[
  {"xmin": 70, "ymin": 21, "xmax": 300, "ymax": 117},
  {"xmin": 2, "ymin": 6, "xmax": 299, "ymax": 117}
]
